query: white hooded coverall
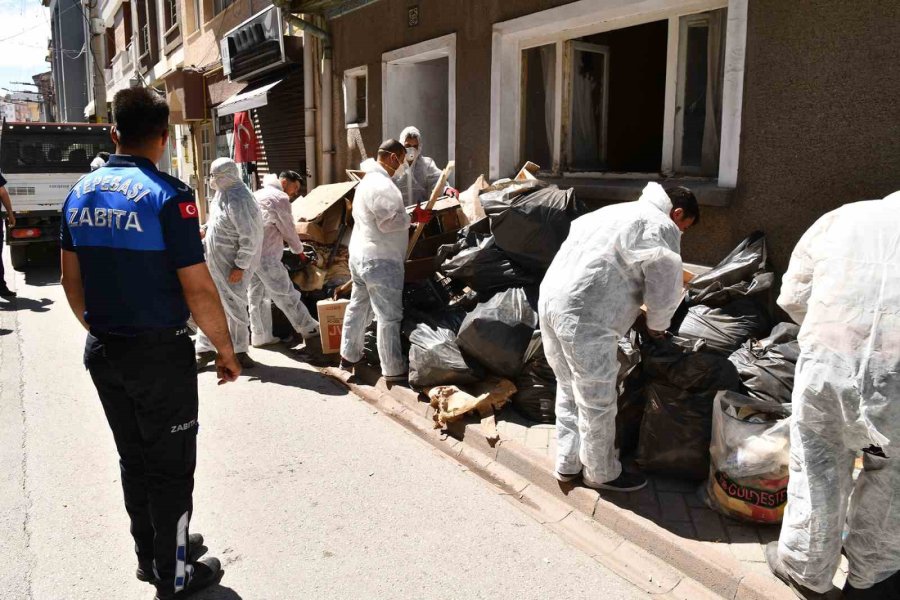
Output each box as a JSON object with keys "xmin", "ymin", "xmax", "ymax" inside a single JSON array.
[
  {"xmin": 247, "ymin": 176, "xmax": 319, "ymax": 346},
  {"xmin": 393, "ymin": 126, "xmax": 444, "ymax": 207},
  {"xmin": 196, "ymin": 158, "xmax": 263, "ymax": 355},
  {"xmin": 776, "ymin": 191, "xmax": 900, "ymax": 593},
  {"xmin": 539, "ymin": 183, "xmax": 683, "ymax": 484},
  {"xmin": 340, "ymin": 159, "xmax": 410, "ymax": 377}
]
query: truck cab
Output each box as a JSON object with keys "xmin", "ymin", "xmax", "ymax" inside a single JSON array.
[{"xmin": 0, "ymin": 121, "xmax": 115, "ymax": 269}]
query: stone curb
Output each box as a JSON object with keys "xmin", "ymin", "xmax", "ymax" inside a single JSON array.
[{"xmin": 320, "ymin": 366, "xmax": 793, "ymax": 600}]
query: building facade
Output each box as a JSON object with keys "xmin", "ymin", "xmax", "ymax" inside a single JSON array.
[
  {"xmin": 319, "ymin": 0, "xmax": 900, "ymax": 272},
  {"xmin": 45, "ymin": 0, "xmax": 90, "ymax": 122}
]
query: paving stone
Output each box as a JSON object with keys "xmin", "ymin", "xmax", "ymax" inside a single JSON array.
[
  {"xmin": 524, "ymin": 426, "xmax": 550, "ymax": 452},
  {"xmin": 690, "ymin": 508, "xmax": 727, "ymax": 542},
  {"xmin": 729, "ymin": 541, "xmax": 766, "ymax": 563},
  {"xmin": 660, "ymin": 519, "xmax": 696, "ymax": 539},
  {"xmin": 726, "ymin": 524, "xmax": 761, "ymax": 544},
  {"xmin": 658, "ymin": 492, "xmax": 690, "ymax": 522},
  {"xmin": 684, "ymin": 487, "xmax": 708, "ymax": 508},
  {"xmin": 654, "ymin": 476, "xmax": 702, "ymax": 494}
]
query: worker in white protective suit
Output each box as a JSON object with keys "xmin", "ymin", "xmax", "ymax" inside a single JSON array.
[
  {"xmin": 539, "ymin": 183, "xmax": 699, "ymax": 492},
  {"xmin": 766, "ymin": 191, "xmax": 900, "ymax": 600},
  {"xmin": 340, "ymin": 139, "xmax": 432, "ymax": 386},
  {"xmin": 247, "ymin": 173, "xmax": 320, "ymax": 351},
  {"xmin": 393, "ymin": 126, "xmax": 457, "ymax": 207},
  {"xmin": 196, "ymin": 157, "xmax": 263, "ymax": 370}
]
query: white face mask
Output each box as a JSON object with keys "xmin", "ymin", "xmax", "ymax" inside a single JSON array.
[{"xmin": 405, "ymin": 146, "xmax": 418, "ymax": 163}]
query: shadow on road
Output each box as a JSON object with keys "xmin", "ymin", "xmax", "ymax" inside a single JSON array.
[
  {"xmin": 0, "ymin": 296, "xmax": 53, "ymax": 313},
  {"xmin": 24, "ymin": 265, "xmax": 62, "ymax": 287},
  {"xmin": 243, "ymin": 363, "xmax": 347, "ymax": 394},
  {"xmin": 193, "ymin": 582, "xmax": 244, "ymax": 600},
  {"xmin": 0, "ymin": 328, "xmax": 11, "ymax": 336}
]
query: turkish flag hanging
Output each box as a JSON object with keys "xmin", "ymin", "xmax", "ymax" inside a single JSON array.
[{"xmin": 233, "ymin": 111, "xmax": 258, "ymax": 163}]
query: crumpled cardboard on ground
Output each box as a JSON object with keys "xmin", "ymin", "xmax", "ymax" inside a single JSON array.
[{"xmin": 428, "ymin": 379, "xmax": 518, "ymax": 443}]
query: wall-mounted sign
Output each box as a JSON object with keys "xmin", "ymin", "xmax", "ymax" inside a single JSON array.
[{"xmin": 221, "ymin": 5, "xmax": 287, "ymax": 82}]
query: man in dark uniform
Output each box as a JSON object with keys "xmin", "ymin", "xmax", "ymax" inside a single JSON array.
[{"xmin": 59, "ymin": 87, "xmax": 241, "ymax": 600}]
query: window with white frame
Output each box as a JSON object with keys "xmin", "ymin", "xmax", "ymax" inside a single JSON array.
[
  {"xmin": 343, "ymin": 66, "xmax": 368, "ymax": 127},
  {"xmin": 520, "ymin": 9, "xmax": 726, "ymax": 177}
]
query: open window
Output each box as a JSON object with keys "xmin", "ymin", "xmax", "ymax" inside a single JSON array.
[
  {"xmin": 495, "ymin": 0, "xmax": 746, "ymax": 187},
  {"xmin": 520, "ymin": 11, "xmax": 724, "ymax": 177},
  {"xmin": 674, "ymin": 11, "xmax": 726, "ymax": 175},
  {"xmin": 343, "ymin": 66, "xmax": 368, "ymax": 127},
  {"xmin": 162, "ymin": 0, "xmax": 181, "ymax": 53}
]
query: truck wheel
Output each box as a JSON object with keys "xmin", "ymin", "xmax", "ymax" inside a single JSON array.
[{"xmin": 10, "ymin": 245, "xmax": 28, "ymax": 271}]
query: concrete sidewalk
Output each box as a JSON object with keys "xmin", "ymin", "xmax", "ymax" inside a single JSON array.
[{"xmin": 323, "ymin": 362, "xmax": 849, "ymax": 600}]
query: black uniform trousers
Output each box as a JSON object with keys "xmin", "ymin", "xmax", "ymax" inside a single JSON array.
[{"xmin": 84, "ymin": 328, "xmax": 198, "ymax": 594}]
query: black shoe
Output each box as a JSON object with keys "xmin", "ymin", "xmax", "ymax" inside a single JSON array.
[
  {"xmin": 765, "ymin": 542, "xmax": 842, "ymax": 600},
  {"xmin": 384, "ymin": 373, "xmax": 409, "ymax": 389},
  {"xmin": 0, "ymin": 287, "xmax": 15, "ymax": 298},
  {"xmin": 236, "ymin": 352, "xmax": 256, "ymax": 369},
  {"xmin": 584, "ymin": 471, "xmax": 647, "ymax": 492},
  {"xmin": 554, "ymin": 470, "xmax": 582, "ymax": 483},
  {"xmin": 196, "ymin": 351, "xmax": 216, "ymax": 371},
  {"xmin": 153, "ymin": 556, "xmax": 222, "ymax": 600},
  {"xmin": 339, "ymin": 356, "xmax": 361, "ymax": 372},
  {"xmin": 136, "ymin": 533, "xmax": 205, "ymax": 582},
  {"xmin": 301, "ymin": 334, "xmax": 322, "ymax": 355}
]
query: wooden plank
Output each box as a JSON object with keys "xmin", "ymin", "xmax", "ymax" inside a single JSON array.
[{"xmin": 405, "ymin": 160, "xmax": 455, "ymax": 260}]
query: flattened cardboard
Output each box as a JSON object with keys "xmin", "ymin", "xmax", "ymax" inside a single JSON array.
[{"xmin": 292, "ymin": 181, "xmax": 357, "ymax": 223}]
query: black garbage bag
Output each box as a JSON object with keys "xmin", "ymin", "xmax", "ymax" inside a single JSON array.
[
  {"xmin": 513, "ymin": 332, "xmax": 557, "ymax": 423},
  {"xmin": 403, "ymin": 277, "xmax": 453, "ymax": 312},
  {"xmin": 481, "ymin": 185, "xmax": 585, "ymax": 274},
  {"xmin": 636, "ymin": 337, "xmax": 742, "ymax": 480},
  {"xmin": 403, "ymin": 307, "xmax": 467, "ymax": 335},
  {"xmin": 677, "ymin": 298, "xmax": 771, "ymax": 356},
  {"xmin": 614, "ymin": 334, "xmax": 644, "ymax": 454},
  {"xmin": 408, "ymin": 323, "xmax": 484, "ymax": 390},
  {"xmin": 729, "ymin": 322, "xmax": 800, "ymax": 405},
  {"xmin": 687, "ymin": 232, "xmax": 774, "ymax": 307},
  {"xmin": 457, "ymin": 287, "xmax": 539, "ymax": 379},
  {"xmin": 438, "ymin": 235, "xmax": 537, "ymax": 294}
]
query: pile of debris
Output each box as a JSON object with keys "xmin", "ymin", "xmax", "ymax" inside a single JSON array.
[
  {"xmin": 303, "ymin": 164, "xmax": 799, "ymax": 525},
  {"xmin": 360, "ymin": 165, "xmax": 585, "ymax": 436}
]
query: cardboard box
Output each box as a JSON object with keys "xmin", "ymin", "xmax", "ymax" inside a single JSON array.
[{"xmin": 317, "ymin": 298, "xmax": 350, "ymax": 354}]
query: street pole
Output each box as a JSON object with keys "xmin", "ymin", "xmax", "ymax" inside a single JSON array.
[{"xmin": 86, "ymin": 0, "xmax": 108, "ymax": 122}]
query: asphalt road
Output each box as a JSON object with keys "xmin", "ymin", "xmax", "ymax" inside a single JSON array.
[{"xmin": 0, "ymin": 252, "xmax": 647, "ymax": 600}]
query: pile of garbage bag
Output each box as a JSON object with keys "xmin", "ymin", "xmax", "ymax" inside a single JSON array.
[
  {"xmin": 480, "ymin": 184, "xmax": 585, "ymax": 273},
  {"xmin": 705, "ymin": 390, "xmax": 791, "ymax": 524},
  {"xmin": 437, "ymin": 229, "xmax": 537, "ymax": 294},
  {"xmin": 677, "ymin": 299, "xmax": 771, "ymax": 356},
  {"xmin": 408, "ymin": 317, "xmax": 484, "ymax": 390},
  {"xmin": 456, "ymin": 287, "xmax": 539, "ymax": 379},
  {"xmin": 728, "ymin": 322, "xmax": 799, "ymax": 405},
  {"xmin": 685, "ymin": 232, "xmax": 773, "ymax": 307},
  {"xmin": 512, "ymin": 332, "xmax": 557, "ymax": 423},
  {"xmin": 675, "ymin": 233, "xmax": 775, "ymax": 354},
  {"xmin": 634, "ymin": 337, "xmax": 743, "ymax": 480}
]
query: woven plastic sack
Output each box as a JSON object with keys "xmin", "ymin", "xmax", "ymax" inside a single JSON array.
[{"xmin": 705, "ymin": 390, "xmax": 791, "ymax": 524}]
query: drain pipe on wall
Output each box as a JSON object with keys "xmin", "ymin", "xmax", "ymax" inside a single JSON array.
[
  {"xmin": 302, "ymin": 34, "xmax": 317, "ymax": 190},
  {"xmin": 284, "ymin": 13, "xmax": 333, "ymax": 187},
  {"xmin": 321, "ymin": 40, "xmax": 334, "ymax": 185}
]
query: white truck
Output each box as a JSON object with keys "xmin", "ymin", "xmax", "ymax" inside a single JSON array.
[{"xmin": 0, "ymin": 120, "xmax": 114, "ymax": 269}]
